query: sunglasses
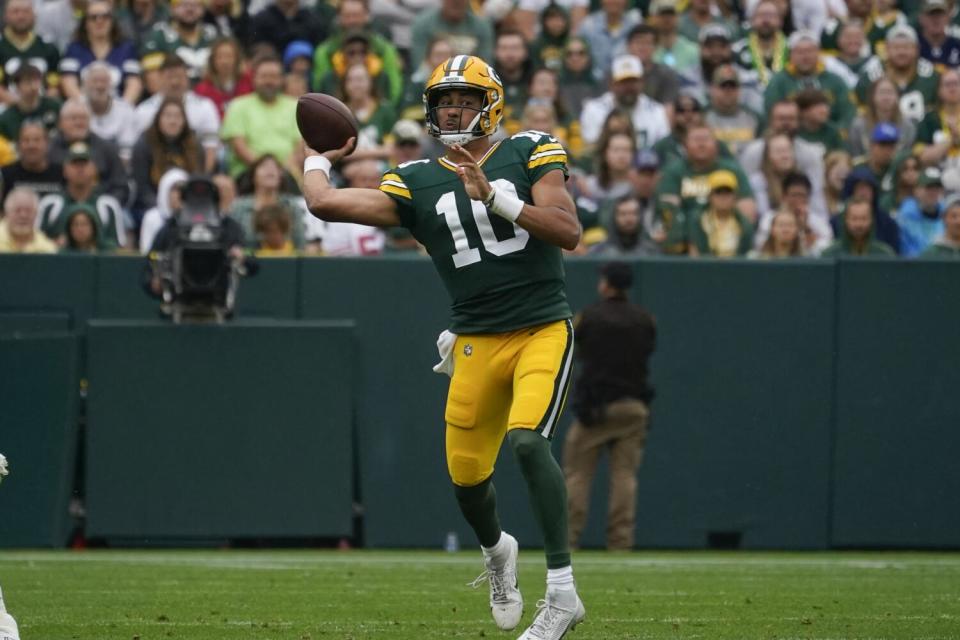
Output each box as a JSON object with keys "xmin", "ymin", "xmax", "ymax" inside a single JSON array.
[
  {"xmin": 675, "ymin": 106, "xmax": 701, "ymax": 113},
  {"xmin": 718, "ymin": 81, "xmax": 739, "ymax": 89},
  {"xmin": 565, "ymin": 49, "xmax": 587, "ymax": 56},
  {"xmin": 86, "ymin": 12, "xmax": 111, "ymax": 20}
]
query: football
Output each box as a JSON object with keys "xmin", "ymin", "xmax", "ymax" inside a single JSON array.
[{"xmin": 296, "ymin": 93, "xmax": 359, "ymax": 153}]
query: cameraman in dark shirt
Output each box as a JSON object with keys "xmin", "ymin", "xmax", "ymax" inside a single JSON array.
[{"xmin": 563, "ymin": 261, "xmax": 656, "ymax": 551}]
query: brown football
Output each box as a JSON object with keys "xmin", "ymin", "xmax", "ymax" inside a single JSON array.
[{"xmin": 296, "ymin": 93, "xmax": 359, "ymax": 153}]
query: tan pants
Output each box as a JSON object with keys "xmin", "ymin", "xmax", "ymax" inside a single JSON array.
[{"xmin": 562, "ymin": 398, "xmax": 649, "ymax": 551}]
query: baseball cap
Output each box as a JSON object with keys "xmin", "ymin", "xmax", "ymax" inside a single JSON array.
[
  {"xmin": 921, "ymin": 0, "xmax": 949, "ymax": 13},
  {"xmin": 66, "ymin": 141, "xmax": 92, "ymax": 162},
  {"xmin": 649, "ymin": 0, "xmax": 678, "ymax": 14},
  {"xmin": 635, "ymin": 149, "xmax": 659, "ymax": 170},
  {"xmin": 871, "ymin": 122, "xmax": 900, "ymax": 143},
  {"xmin": 886, "ymin": 24, "xmax": 918, "ymax": 44},
  {"xmin": 918, "ymin": 167, "xmax": 944, "ymax": 187},
  {"xmin": 699, "ymin": 23, "xmax": 731, "ymax": 44},
  {"xmin": 283, "ymin": 40, "xmax": 314, "ymax": 69},
  {"xmin": 708, "ymin": 170, "xmax": 738, "ymax": 192},
  {"xmin": 787, "ymin": 30, "xmax": 819, "ymax": 49},
  {"xmin": 711, "ymin": 64, "xmax": 740, "ymax": 86},
  {"xmin": 392, "ymin": 119, "xmax": 423, "ymax": 144},
  {"xmin": 611, "ymin": 55, "xmax": 643, "ymax": 81}
]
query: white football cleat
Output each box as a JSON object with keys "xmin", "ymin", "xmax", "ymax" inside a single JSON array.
[
  {"xmin": 516, "ymin": 590, "xmax": 585, "ymax": 640},
  {"xmin": 469, "ymin": 533, "xmax": 523, "ymax": 630}
]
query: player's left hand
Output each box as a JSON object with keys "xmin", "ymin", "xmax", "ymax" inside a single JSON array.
[{"xmin": 448, "ymin": 144, "xmax": 492, "ymax": 202}]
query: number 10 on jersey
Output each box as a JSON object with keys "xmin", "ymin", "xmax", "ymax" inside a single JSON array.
[{"xmin": 436, "ymin": 179, "xmax": 530, "ymax": 268}]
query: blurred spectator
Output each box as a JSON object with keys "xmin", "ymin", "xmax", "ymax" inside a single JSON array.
[
  {"xmin": 0, "ymin": 65, "xmax": 60, "ymax": 142},
  {"xmin": 388, "ymin": 119, "xmax": 426, "ymax": 166},
  {"xmin": 60, "ymin": 0, "xmax": 142, "ymax": 105},
  {"xmin": 131, "ymin": 98, "xmax": 204, "ymax": 217},
  {"xmin": 704, "ymin": 64, "xmax": 761, "ymax": 157},
  {"xmin": 821, "ymin": 197, "xmax": 896, "ymax": 256},
  {"xmin": 36, "ymin": 0, "xmax": 85, "ymax": 55},
  {"xmin": 748, "ymin": 209, "xmax": 803, "ymax": 258},
  {"xmin": 252, "ymin": 202, "xmax": 297, "ymax": 256},
  {"xmin": 313, "ymin": 0, "xmax": 402, "ymax": 106},
  {"xmin": 203, "ymin": 0, "xmax": 251, "ymax": 45},
  {"xmin": 856, "ymin": 26, "xmax": 939, "ymax": 123},
  {"xmin": 679, "ymin": 0, "xmax": 740, "ymax": 44},
  {"xmin": 139, "ymin": 166, "xmax": 186, "ymax": 252},
  {"xmin": 331, "ymin": 62, "xmax": 395, "ymax": 163},
  {"xmin": 230, "ymin": 154, "xmax": 311, "ymax": 250},
  {"xmin": 518, "ymin": 0, "xmax": 586, "ymax": 44},
  {"xmin": 251, "ymin": 0, "xmax": 329, "ymax": 56},
  {"xmin": 39, "ymin": 140, "xmax": 127, "ymax": 247},
  {"xmin": 588, "ymin": 193, "xmax": 659, "ymax": 256},
  {"xmin": 750, "ymin": 133, "xmax": 798, "ymax": 220},
  {"xmin": 0, "ymin": 123, "xmax": 64, "ymax": 205},
  {"xmin": 582, "ymin": 131, "xmax": 635, "ymax": 208},
  {"xmin": 83, "ymin": 62, "xmax": 139, "ymax": 162},
  {"xmin": 652, "ymin": 94, "xmax": 705, "ymax": 166},
  {"xmin": 559, "ymin": 37, "xmax": 601, "ymax": 116},
  {"xmin": 60, "ymin": 202, "xmax": 114, "ymax": 252},
  {"xmin": 48, "ymin": 99, "xmax": 130, "ymax": 204},
  {"xmin": 848, "ymin": 75, "xmax": 917, "ymax": 158},
  {"xmin": 212, "ymin": 172, "xmax": 236, "ymax": 213},
  {"xmin": 917, "ymin": 0, "xmax": 960, "ymax": 67},
  {"xmin": 795, "ymin": 89, "xmax": 845, "ymax": 154},
  {"xmin": 625, "ymin": 25, "xmax": 680, "ymax": 111},
  {"xmin": 136, "ymin": 54, "xmax": 220, "ymax": 172},
  {"xmin": 823, "ymin": 20, "xmax": 870, "ymax": 89},
  {"xmin": 754, "ymin": 171, "xmax": 832, "ymax": 255},
  {"xmin": 194, "ymin": 38, "xmax": 253, "ymax": 119},
  {"xmin": 765, "ymin": 31, "xmax": 855, "ymax": 128},
  {"xmin": 581, "ymin": 55, "xmax": 670, "ymax": 151},
  {"xmin": 880, "ymin": 153, "xmax": 921, "ymax": 212},
  {"xmin": 117, "ymin": 0, "xmax": 170, "ymax": 50},
  {"xmin": 527, "ymin": 67, "xmax": 581, "ymax": 158},
  {"xmin": 683, "ymin": 24, "xmax": 757, "ymax": 111},
  {"xmin": 222, "ymin": 55, "xmax": 300, "ymax": 177},
  {"xmin": 398, "ymin": 36, "xmax": 453, "ymax": 122},
  {"xmin": 494, "ymin": 30, "xmax": 533, "ymax": 135},
  {"xmin": 823, "ymin": 149, "xmax": 853, "ymax": 216},
  {"xmin": 577, "ymin": 0, "xmax": 642, "ymax": 81},
  {"xmin": 687, "ymin": 169, "xmax": 754, "ymax": 257},
  {"xmin": 920, "ymin": 196, "xmax": 960, "ymax": 258},
  {"xmin": 739, "ymin": 100, "xmax": 823, "ymax": 185},
  {"xmin": 316, "ymin": 32, "xmax": 397, "ymax": 107},
  {"xmin": 897, "ymin": 166, "xmax": 947, "ymax": 257},
  {"xmin": 854, "ymin": 123, "xmax": 900, "ymax": 191},
  {"xmin": 839, "ymin": 165, "xmax": 901, "ymax": 250},
  {"xmin": 732, "ymin": 0, "xmax": 786, "ymax": 91},
  {"xmin": 650, "ymin": 0, "xmax": 699, "ymax": 77},
  {"xmin": 409, "ymin": 0, "xmax": 494, "ymax": 71},
  {"xmin": 916, "ymin": 69, "xmax": 960, "ymax": 169},
  {"xmin": 657, "ymin": 124, "xmax": 756, "ymax": 253},
  {"xmin": 283, "ymin": 41, "xmax": 312, "ymax": 97},
  {"xmin": 529, "ymin": 3, "xmax": 572, "ymax": 72},
  {"xmin": 0, "ymin": 187, "xmax": 56, "ymax": 253},
  {"xmin": 563, "ymin": 261, "xmax": 655, "ymax": 551},
  {"xmin": 0, "ymin": 0, "xmax": 61, "ymax": 105},
  {"xmin": 141, "ymin": 0, "xmax": 220, "ymax": 91},
  {"xmin": 820, "ymin": 0, "xmax": 876, "ymax": 56},
  {"xmin": 319, "ymin": 159, "xmax": 385, "ymax": 255}
]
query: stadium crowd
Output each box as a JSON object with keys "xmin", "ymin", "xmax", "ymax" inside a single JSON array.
[{"xmin": 0, "ymin": 0, "xmax": 959, "ymax": 258}]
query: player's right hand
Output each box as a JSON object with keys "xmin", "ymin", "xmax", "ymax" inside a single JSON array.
[{"xmin": 313, "ymin": 137, "xmax": 357, "ymax": 164}]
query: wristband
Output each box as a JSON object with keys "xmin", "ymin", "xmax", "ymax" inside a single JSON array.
[
  {"xmin": 484, "ymin": 185, "xmax": 524, "ymax": 222},
  {"xmin": 304, "ymin": 155, "xmax": 332, "ymax": 177}
]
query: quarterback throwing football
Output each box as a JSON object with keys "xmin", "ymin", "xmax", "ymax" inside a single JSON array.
[{"xmin": 303, "ymin": 55, "xmax": 585, "ymax": 640}]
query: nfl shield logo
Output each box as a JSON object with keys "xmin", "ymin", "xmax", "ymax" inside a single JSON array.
[{"xmin": 463, "ymin": 344, "xmax": 473, "ymax": 356}]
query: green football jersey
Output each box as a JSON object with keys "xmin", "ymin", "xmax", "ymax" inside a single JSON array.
[
  {"xmin": 855, "ymin": 57, "xmax": 939, "ymax": 122},
  {"xmin": 378, "ymin": 130, "xmax": 571, "ymax": 334},
  {"xmin": 141, "ymin": 22, "xmax": 219, "ymax": 79},
  {"xmin": 0, "ymin": 32, "xmax": 60, "ymax": 88}
]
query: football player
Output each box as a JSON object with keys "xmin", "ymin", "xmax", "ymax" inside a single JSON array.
[{"xmin": 303, "ymin": 55, "xmax": 585, "ymax": 640}]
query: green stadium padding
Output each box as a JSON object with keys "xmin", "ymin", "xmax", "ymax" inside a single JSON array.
[
  {"xmin": 831, "ymin": 259, "xmax": 960, "ymax": 548},
  {"xmin": 0, "ymin": 333, "xmax": 81, "ymax": 547},
  {"xmin": 0, "ymin": 312, "xmax": 71, "ymax": 337},
  {"xmin": 84, "ymin": 319, "xmax": 356, "ymax": 539},
  {"xmin": 0, "ymin": 254, "xmax": 96, "ymax": 330}
]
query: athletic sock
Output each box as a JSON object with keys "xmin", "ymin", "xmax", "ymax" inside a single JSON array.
[
  {"xmin": 453, "ymin": 476, "xmax": 502, "ymax": 548},
  {"xmin": 481, "ymin": 531, "xmax": 511, "ymax": 567},
  {"xmin": 508, "ymin": 428, "xmax": 571, "ymax": 569}
]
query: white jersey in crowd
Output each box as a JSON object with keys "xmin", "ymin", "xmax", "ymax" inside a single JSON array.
[
  {"xmin": 318, "ymin": 221, "xmax": 385, "ymax": 257},
  {"xmin": 580, "ymin": 92, "xmax": 671, "ymax": 150},
  {"xmin": 134, "ymin": 92, "xmax": 221, "ymax": 150}
]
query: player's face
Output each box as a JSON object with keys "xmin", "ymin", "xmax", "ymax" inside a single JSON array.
[{"xmin": 436, "ymin": 89, "xmax": 484, "ymax": 132}]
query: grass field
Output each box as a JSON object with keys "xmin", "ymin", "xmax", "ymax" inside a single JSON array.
[{"xmin": 1, "ymin": 550, "xmax": 959, "ymax": 639}]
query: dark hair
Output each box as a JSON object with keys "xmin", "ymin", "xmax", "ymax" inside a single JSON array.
[
  {"xmin": 782, "ymin": 171, "xmax": 812, "ymax": 194},
  {"xmin": 146, "ymin": 99, "xmax": 202, "ymax": 185},
  {"xmin": 254, "ymin": 202, "xmax": 293, "ymax": 234},
  {"xmin": 75, "ymin": 0, "xmax": 122, "ymax": 49},
  {"xmin": 627, "ymin": 24, "xmax": 658, "ymax": 42},
  {"xmin": 17, "ymin": 120, "xmax": 47, "ymax": 141},
  {"xmin": 496, "ymin": 29, "xmax": 527, "ymax": 46},
  {"xmin": 596, "ymin": 130, "xmax": 637, "ymax": 189},
  {"xmin": 252, "ymin": 53, "xmax": 283, "ymax": 72},
  {"xmin": 794, "ymin": 88, "xmax": 829, "ymax": 110},
  {"xmin": 600, "ymin": 261, "xmax": 634, "ymax": 291},
  {"xmin": 161, "ymin": 53, "xmax": 189, "ymax": 72}
]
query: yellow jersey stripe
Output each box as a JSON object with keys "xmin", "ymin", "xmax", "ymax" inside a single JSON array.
[
  {"xmin": 379, "ymin": 184, "xmax": 412, "ymax": 199},
  {"xmin": 528, "ymin": 153, "xmax": 568, "ymax": 169},
  {"xmin": 531, "ymin": 143, "xmax": 564, "ymax": 155},
  {"xmin": 382, "ymin": 173, "xmax": 407, "ymax": 186}
]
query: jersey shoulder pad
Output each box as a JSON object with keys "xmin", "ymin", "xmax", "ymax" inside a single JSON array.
[
  {"xmin": 509, "ymin": 130, "xmax": 568, "ymax": 171},
  {"xmin": 379, "ymin": 159, "xmax": 429, "ymax": 201}
]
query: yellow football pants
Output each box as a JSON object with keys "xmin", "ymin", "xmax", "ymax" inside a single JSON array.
[{"xmin": 445, "ymin": 319, "xmax": 574, "ymax": 487}]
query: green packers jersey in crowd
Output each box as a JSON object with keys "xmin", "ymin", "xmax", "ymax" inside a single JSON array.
[
  {"xmin": 821, "ymin": 12, "xmax": 908, "ymax": 57},
  {"xmin": 0, "ymin": 32, "xmax": 60, "ymax": 87},
  {"xmin": 141, "ymin": 23, "xmax": 219, "ymax": 77},
  {"xmin": 378, "ymin": 130, "xmax": 571, "ymax": 334},
  {"xmin": 856, "ymin": 57, "xmax": 939, "ymax": 122}
]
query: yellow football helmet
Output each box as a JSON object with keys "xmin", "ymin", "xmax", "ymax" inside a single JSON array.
[{"xmin": 423, "ymin": 55, "xmax": 504, "ymax": 146}]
